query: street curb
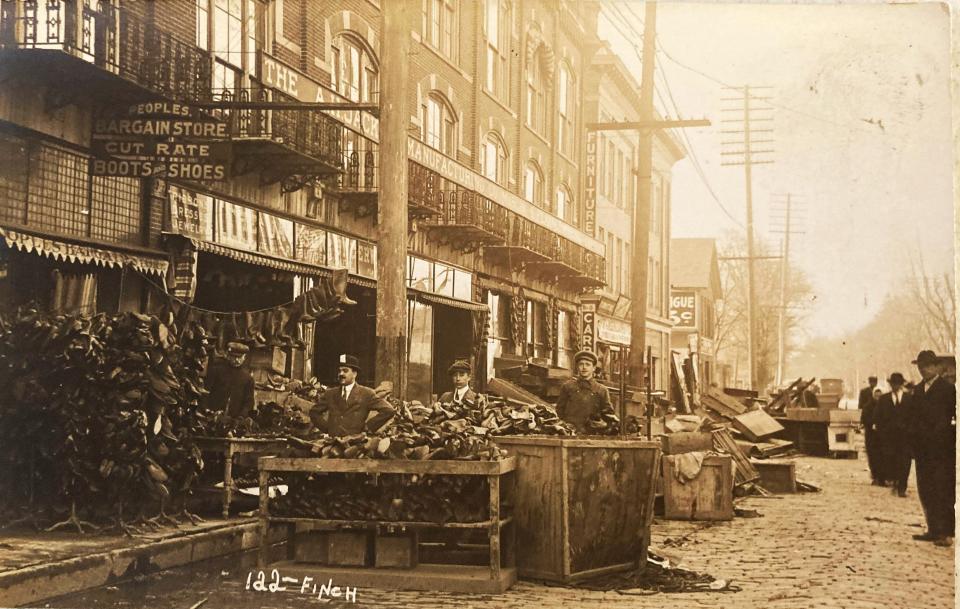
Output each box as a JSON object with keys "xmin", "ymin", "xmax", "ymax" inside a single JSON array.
[{"xmin": 0, "ymin": 519, "xmax": 286, "ymax": 607}]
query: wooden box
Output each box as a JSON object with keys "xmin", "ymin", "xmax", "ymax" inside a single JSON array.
[
  {"xmin": 662, "ymin": 454, "xmax": 733, "ymax": 521},
  {"xmin": 660, "ymin": 432, "xmax": 714, "ymax": 455},
  {"xmin": 326, "ymin": 531, "xmax": 370, "ymax": 566},
  {"xmin": 375, "ymin": 532, "xmax": 419, "ymax": 569},
  {"xmin": 492, "ymin": 436, "xmax": 661, "ymax": 583},
  {"xmin": 752, "ymin": 459, "xmax": 797, "ymax": 493},
  {"xmin": 293, "ymin": 530, "xmax": 330, "ymax": 563}
]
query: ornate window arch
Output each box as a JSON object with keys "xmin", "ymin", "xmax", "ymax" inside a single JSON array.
[
  {"xmin": 555, "ymin": 183, "xmax": 576, "ymax": 224},
  {"xmin": 421, "ymin": 92, "xmax": 458, "ymax": 155},
  {"xmin": 331, "ymin": 32, "xmax": 379, "ymax": 103}
]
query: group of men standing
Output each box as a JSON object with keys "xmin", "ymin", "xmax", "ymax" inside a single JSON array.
[{"xmin": 859, "ymin": 350, "xmax": 956, "ymax": 546}]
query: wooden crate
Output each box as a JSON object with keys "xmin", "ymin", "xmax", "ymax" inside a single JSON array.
[
  {"xmin": 751, "ymin": 460, "xmax": 797, "ymax": 493},
  {"xmin": 375, "ymin": 532, "xmax": 419, "ymax": 569},
  {"xmin": 662, "ymin": 454, "xmax": 733, "ymax": 521},
  {"xmin": 661, "ymin": 432, "xmax": 714, "ymax": 455},
  {"xmin": 292, "ymin": 530, "xmax": 371, "ymax": 566},
  {"xmin": 492, "ymin": 436, "xmax": 661, "ymax": 583}
]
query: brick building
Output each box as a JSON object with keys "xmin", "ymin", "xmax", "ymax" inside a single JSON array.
[
  {"xmin": 579, "ymin": 44, "xmax": 684, "ymax": 393},
  {"xmin": 0, "ymin": 0, "xmax": 607, "ymax": 402},
  {"xmin": 669, "ymin": 238, "xmax": 721, "ymax": 388}
]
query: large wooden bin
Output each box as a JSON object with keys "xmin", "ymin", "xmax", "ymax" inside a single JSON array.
[
  {"xmin": 493, "ymin": 436, "xmax": 661, "ymax": 583},
  {"xmin": 662, "ymin": 454, "xmax": 733, "ymax": 521}
]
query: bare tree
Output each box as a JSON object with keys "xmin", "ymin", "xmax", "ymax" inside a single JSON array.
[{"xmin": 908, "ymin": 251, "xmax": 956, "ymax": 353}]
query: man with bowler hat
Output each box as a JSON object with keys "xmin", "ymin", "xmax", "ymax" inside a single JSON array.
[
  {"xmin": 874, "ymin": 372, "xmax": 912, "ymax": 496},
  {"xmin": 909, "ymin": 350, "xmax": 956, "ymax": 546},
  {"xmin": 311, "ymin": 354, "xmax": 395, "ymax": 436},
  {"xmin": 556, "ymin": 350, "xmax": 614, "ymax": 433},
  {"xmin": 439, "ymin": 359, "xmax": 477, "ymax": 405}
]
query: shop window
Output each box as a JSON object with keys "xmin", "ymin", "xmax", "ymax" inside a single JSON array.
[
  {"xmin": 453, "ymin": 269, "xmax": 472, "ymax": 301},
  {"xmin": 525, "ymin": 300, "xmax": 548, "ymax": 360},
  {"xmin": 213, "ymin": 0, "xmax": 243, "ymax": 67},
  {"xmin": 556, "ymin": 184, "xmax": 576, "ymax": 224},
  {"xmin": 422, "ymin": 93, "xmax": 456, "ymax": 155},
  {"xmin": 407, "ymin": 300, "xmax": 434, "ymax": 404},
  {"xmin": 91, "ymin": 176, "xmax": 141, "ymax": 244},
  {"xmin": 523, "ymin": 161, "xmax": 543, "ymax": 209},
  {"xmin": 28, "ymin": 143, "xmax": 89, "ymax": 239},
  {"xmin": 484, "ymin": 0, "xmax": 509, "ymax": 100},
  {"xmin": 0, "ymin": 135, "xmax": 29, "ymax": 227},
  {"xmin": 480, "ymin": 132, "xmax": 508, "ymax": 185},
  {"xmin": 434, "ymin": 263, "xmax": 455, "ymax": 297},
  {"xmin": 326, "ymin": 232, "xmax": 357, "ymax": 272},
  {"xmin": 407, "ymin": 256, "xmax": 433, "ymax": 292},
  {"xmin": 424, "ymin": 0, "xmax": 458, "ymax": 63},
  {"xmin": 557, "ymin": 309, "xmax": 574, "ymax": 370},
  {"xmin": 557, "ymin": 63, "xmax": 574, "ymax": 156},
  {"xmin": 332, "ymin": 33, "xmax": 379, "ymax": 103}
]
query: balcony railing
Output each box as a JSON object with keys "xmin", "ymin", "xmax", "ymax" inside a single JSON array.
[
  {"xmin": 408, "ymin": 161, "xmax": 443, "ymax": 216},
  {"xmin": 0, "ymin": 0, "xmax": 211, "ymax": 102},
  {"xmin": 208, "ymin": 87, "xmax": 343, "ymax": 170}
]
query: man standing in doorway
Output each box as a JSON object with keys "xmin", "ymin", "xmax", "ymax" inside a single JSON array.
[
  {"xmin": 439, "ymin": 359, "xmax": 477, "ymax": 405},
  {"xmin": 310, "ymin": 354, "xmax": 395, "ymax": 436},
  {"xmin": 909, "ymin": 350, "xmax": 956, "ymax": 546},
  {"xmin": 875, "ymin": 372, "xmax": 912, "ymax": 496},
  {"xmin": 556, "ymin": 350, "xmax": 615, "ymax": 434}
]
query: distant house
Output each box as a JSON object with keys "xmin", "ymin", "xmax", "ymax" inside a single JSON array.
[{"xmin": 670, "ymin": 238, "xmax": 721, "ymax": 387}]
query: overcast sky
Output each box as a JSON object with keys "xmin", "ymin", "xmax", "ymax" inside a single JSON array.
[{"xmin": 599, "ymin": 1, "xmax": 954, "ymax": 339}]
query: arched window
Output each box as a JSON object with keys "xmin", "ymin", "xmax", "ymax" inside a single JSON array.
[
  {"xmin": 481, "ymin": 132, "xmax": 508, "ymax": 185},
  {"xmin": 557, "ymin": 63, "xmax": 574, "ymax": 156},
  {"xmin": 421, "ymin": 92, "xmax": 457, "ymax": 155},
  {"xmin": 331, "ymin": 33, "xmax": 379, "ymax": 103},
  {"xmin": 526, "ymin": 50, "xmax": 546, "ymax": 133},
  {"xmin": 556, "ymin": 184, "xmax": 576, "ymax": 224},
  {"xmin": 523, "ymin": 161, "xmax": 544, "ymax": 208}
]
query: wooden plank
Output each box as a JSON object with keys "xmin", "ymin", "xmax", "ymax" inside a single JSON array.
[
  {"xmin": 267, "ymin": 561, "xmax": 517, "ymax": 594},
  {"xmin": 266, "ymin": 517, "xmax": 512, "ymax": 529},
  {"xmin": 660, "ymin": 431, "xmax": 714, "ymax": 455},
  {"xmin": 670, "ymin": 352, "xmax": 692, "ymax": 413},
  {"xmin": 494, "ymin": 436, "xmax": 661, "ymax": 449},
  {"xmin": 701, "ymin": 387, "xmax": 748, "ymax": 417},
  {"xmin": 710, "ymin": 427, "xmax": 760, "ymax": 485},
  {"xmin": 258, "ymin": 456, "xmax": 516, "ymax": 476},
  {"xmin": 257, "ymin": 470, "xmax": 270, "ymax": 568},
  {"xmin": 560, "ymin": 445, "xmax": 571, "ymax": 579},
  {"xmin": 731, "ymin": 409, "xmax": 784, "ymax": 442},
  {"xmin": 488, "ymin": 474, "xmax": 501, "ymax": 581},
  {"xmin": 486, "ymin": 377, "xmax": 550, "ymax": 407}
]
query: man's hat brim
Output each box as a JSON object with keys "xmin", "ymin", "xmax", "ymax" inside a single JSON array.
[{"xmin": 573, "ymin": 350, "xmax": 598, "ymax": 365}]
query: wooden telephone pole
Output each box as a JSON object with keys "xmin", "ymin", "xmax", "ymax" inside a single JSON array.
[
  {"xmin": 770, "ymin": 193, "xmax": 805, "ymax": 386},
  {"xmin": 591, "ymin": 2, "xmax": 709, "ymax": 390},
  {"xmin": 376, "ymin": 1, "xmax": 413, "ymax": 393}
]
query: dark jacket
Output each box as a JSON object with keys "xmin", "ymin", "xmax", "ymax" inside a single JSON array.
[
  {"xmin": 556, "ymin": 377, "xmax": 613, "ymax": 433},
  {"xmin": 205, "ymin": 358, "xmax": 256, "ymax": 419},
  {"xmin": 909, "ymin": 376, "xmax": 956, "ymax": 459},
  {"xmin": 874, "ymin": 390, "xmax": 911, "ymax": 436},
  {"xmin": 312, "ymin": 383, "xmax": 395, "ymax": 436},
  {"xmin": 438, "ymin": 387, "xmax": 478, "ymax": 405},
  {"xmin": 858, "ymin": 385, "xmax": 876, "ymax": 410}
]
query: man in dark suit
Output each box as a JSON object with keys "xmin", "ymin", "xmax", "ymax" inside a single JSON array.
[
  {"xmin": 438, "ymin": 359, "xmax": 478, "ymax": 405},
  {"xmin": 858, "ymin": 376, "xmax": 878, "ymax": 409},
  {"xmin": 874, "ymin": 372, "xmax": 912, "ymax": 496},
  {"xmin": 909, "ymin": 350, "xmax": 956, "ymax": 546},
  {"xmin": 205, "ymin": 341, "xmax": 256, "ymax": 420},
  {"xmin": 310, "ymin": 354, "xmax": 395, "ymax": 436},
  {"xmin": 860, "ymin": 376, "xmax": 884, "ymax": 485}
]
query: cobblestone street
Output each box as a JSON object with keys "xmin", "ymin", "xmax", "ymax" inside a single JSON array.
[{"xmin": 41, "ymin": 455, "xmax": 955, "ymax": 609}]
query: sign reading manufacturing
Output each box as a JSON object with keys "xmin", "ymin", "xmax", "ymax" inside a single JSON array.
[
  {"xmin": 669, "ymin": 291, "xmax": 697, "ymax": 329},
  {"xmin": 90, "ymin": 102, "xmax": 230, "ymax": 180}
]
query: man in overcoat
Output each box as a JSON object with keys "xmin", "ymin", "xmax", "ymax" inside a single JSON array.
[
  {"xmin": 874, "ymin": 372, "xmax": 911, "ymax": 496},
  {"xmin": 909, "ymin": 350, "xmax": 956, "ymax": 546},
  {"xmin": 556, "ymin": 350, "xmax": 615, "ymax": 433}
]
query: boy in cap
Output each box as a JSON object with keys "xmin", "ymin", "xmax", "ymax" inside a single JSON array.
[
  {"xmin": 556, "ymin": 350, "xmax": 614, "ymax": 433},
  {"xmin": 909, "ymin": 350, "xmax": 956, "ymax": 546},
  {"xmin": 311, "ymin": 354, "xmax": 395, "ymax": 436},
  {"xmin": 439, "ymin": 359, "xmax": 477, "ymax": 405},
  {"xmin": 205, "ymin": 341, "xmax": 256, "ymax": 420}
]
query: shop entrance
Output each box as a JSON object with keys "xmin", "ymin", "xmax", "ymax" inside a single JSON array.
[
  {"xmin": 431, "ymin": 304, "xmax": 473, "ymax": 397},
  {"xmin": 313, "ymin": 284, "xmax": 376, "ymax": 386}
]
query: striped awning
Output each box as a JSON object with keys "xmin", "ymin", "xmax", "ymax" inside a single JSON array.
[
  {"xmin": 0, "ymin": 227, "xmax": 168, "ymax": 276},
  {"xmin": 190, "ymin": 238, "xmax": 334, "ymax": 277},
  {"xmin": 410, "ymin": 288, "xmax": 489, "ymax": 312}
]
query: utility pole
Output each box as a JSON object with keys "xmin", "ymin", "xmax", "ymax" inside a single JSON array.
[
  {"xmin": 376, "ymin": 1, "xmax": 412, "ymax": 393},
  {"xmin": 770, "ymin": 193, "xmax": 805, "ymax": 387},
  {"xmin": 721, "ymin": 86, "xmax": 774, "ymax": 391},
  {"xmin": 590, "ymin": 3, "xmax": 709, "ymax": 390}
]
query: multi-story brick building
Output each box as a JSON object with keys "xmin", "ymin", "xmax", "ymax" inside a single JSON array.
[
  {"xmin": 579, "ymin": 44, "xmax": 683, "ymax": 393},
  {"xmin": 0, "ymin": 0, "xmax": 606, "ymax": 403}
]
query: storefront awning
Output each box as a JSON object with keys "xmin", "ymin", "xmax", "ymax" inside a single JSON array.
[
  {"xmin": 0, "ymin": 227, "xmax": 168, "ymax": 276},
  {"xmin": 410, "ymin": 288, "xmax": 490, "ymax": 312},
  {"xmin": 190, "ymin": 238, "xmax": 334, "ymax": 278}
]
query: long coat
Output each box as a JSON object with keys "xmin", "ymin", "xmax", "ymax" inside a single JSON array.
[
  {"xmin": 204, "ymin": 359, "xmax": 256, "ymax": 419},
  {"xmin": 874, "ymin": 390, "xmax": 912, "ymax": 485},
  {"xmin": 556, "ymin": 377, "xmax": 613, "ymax": 433},
  {"xmin": 909, "ymin": 376, "xmax": 956, "ymax": 537},
  {"xmin": 311, "ymin": 384, "xmax": 395, "ymax": 436}
]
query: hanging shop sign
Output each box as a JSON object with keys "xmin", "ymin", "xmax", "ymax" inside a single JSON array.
[
  {"xmin": 597, "ymin": 315, "xmax": 631, "ymax": 346},
  {"xmin": 583, "ymin": 130, "xmax": 597, "ymax": 237},
  {"xmin": 168, "ymin": 185, "xmax": 214, "ymax": 241},
  {"xmin": 580, "ymin": 301, "xmax": 597, "ymax": 352},
  {"xmin": 357, "ymin": 241, "xmax": 377, "ymax": 278},
  {"xmin": 90, "ymin": 103, "xmax": 230, "ymax": 180},
  {"xmin": 669, "ymin": 291, "xmax": 697, "ymax": 329}
]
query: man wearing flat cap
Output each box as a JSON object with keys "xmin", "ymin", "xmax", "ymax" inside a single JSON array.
[
  {"xmin": 205, "ymin": 341, "xmax": 256, "ymax": 420},
  {"xmin": 439, "ymin": 359, "xmax": 477, "ymax": 405},
  {"xmin": 909, "ymin": 350, "xmax": 956, "ymax": 546},
  {"xmin": 556, "ymin": 350, "xmax": 614, "ymax": 433},
  {"xmin": 311, "ymin": 354, "xmax": 395, "ymax": 436},
  {"xmin": 874, "ymin": 372, "xmax": 912, "ymax": 496}
]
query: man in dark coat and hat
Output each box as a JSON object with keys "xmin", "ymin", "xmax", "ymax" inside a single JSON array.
[
  {"xmin": 439, "ymin": 359, "xmax": 478, "ymax": 405},
  {"xmin": 556, "ymin": 350, "xmax": 615, "ymax": 433},
  {"xmin": 310, "ymin": 354, "xmax": 395, "ymax": 436},
  {"xmin": 205, "ymin": 341, "xmax": 256, "ymax": 420},
  {"xmin": 909, "ymin": 350, "xmax": 956, "ymax": 546},
  {"xmin": 860, "ymin": 376, "xmax": 885, "ymax": 485},
  {"xmin": 874, "ymin": 372, "xmax": 912, "ymax": 496}
]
